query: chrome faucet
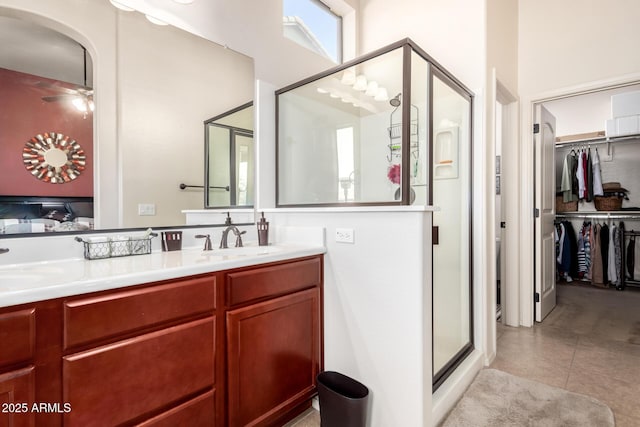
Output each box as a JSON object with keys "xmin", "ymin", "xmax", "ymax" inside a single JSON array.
[
  {"xmin": 195, "ymin": 234, "xmax": 213, "ymax": 251},
  {"xmin": 0, "ymin": 248, "xmax": 9, "ymax": 255}
]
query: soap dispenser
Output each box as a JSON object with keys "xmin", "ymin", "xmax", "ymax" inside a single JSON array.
[{"xmin": 257, "ymin": 212, "xmax": 269, "ymax": 246}]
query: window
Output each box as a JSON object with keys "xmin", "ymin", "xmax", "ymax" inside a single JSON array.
[
  {"xmin": 283, "ymin": 0, "xmax": 342, "ymax": 63},
  {"xmin": 336, "ymin": 127, "xmax": 355, "ymax": 201}
]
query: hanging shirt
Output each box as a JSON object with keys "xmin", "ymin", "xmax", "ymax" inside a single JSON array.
[
  {"xmin": 635, "ymin": 237, "xmax": 640, "ymax": 280},
  {"xmin": 584, "ymin": 222, "xmax": 592, "ymax": 280},
  {"xmin": 586, "ymin": 148, "xmax": 593, "ymax": 202},
  {"xmin": 608, "ymin": 224, "xmax": 618, "ymax": 285},
  {"xmin": 561, "ymin": 153, "xmax": 578, "ymax": 203},
  {"xmin": 592, "ymin": 224, "xmax": 604, "ymax": 286},
  {"xmin": 601, "ymin": 224, "xmax": 609, "ymax": 284},
  {"xmin": 577, "ymin": 151, "xmax": 585, "ymax": 200},
  {"xmin": 627, "ymin": 235, "xmax": 636, "ymax": 280},
  {"xmin": 577, "ymin": 226, "xmax": 587, "ymax": 278},
  {"xmin": 592, "ymin": 149, "xmax": 604, "ymax": 196}
]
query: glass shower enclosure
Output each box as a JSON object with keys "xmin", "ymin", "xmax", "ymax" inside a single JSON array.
[{"xmin": 276, "ymin": 38, "xmax": 473, "ymax": 390}]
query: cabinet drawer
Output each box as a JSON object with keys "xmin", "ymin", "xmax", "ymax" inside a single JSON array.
[
  {"xmin": 63, "ymin": 317, "xmax": 215, "ymax": 427},
  {"xmin": 136, "ymin": 390, "xmax": 215, "ymax": 427},
  {"xmin": 226, "ymin": 257, "xmax": 321, "ymax": 306},
  {"xmin": 0, "ymin": 309, "xmax": 35, "ymax": 369},
  {"xmin": 64, "ymin": 276, "xmax": 216, "ymax": 349}
]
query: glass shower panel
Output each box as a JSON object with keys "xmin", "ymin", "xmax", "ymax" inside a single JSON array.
[
  {"xmin": 207, "ymin": 125, "xmax": 231, "ymax": 207},
  {"xmin": 432, "ymin": 71, "xmax": 472, "ymax": 379},
  {"xmin": 410, "ymin": 52, "xmax": 429, "ymax": 205},
  {"xmin": 278, "ymin": 47, "xmax": 405, "ymax": 205}
]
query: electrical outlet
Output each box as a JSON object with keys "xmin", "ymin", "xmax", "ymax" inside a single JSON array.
[
  {"xmin": 138, "ymin": 203, "xmax": 156, "ymax": 216},
  {"xmin": 335, "ymin": 228, "xmax": 354, "ymax": 244}
]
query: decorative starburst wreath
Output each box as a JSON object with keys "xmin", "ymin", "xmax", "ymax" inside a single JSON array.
[{"xmin": 22, "ymin": 132, "xmax": 86, "ymax": 183}]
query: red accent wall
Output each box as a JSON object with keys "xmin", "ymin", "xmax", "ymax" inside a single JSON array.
[{"xmin": 0, "ymin": 68, "xmax": 93, "ymax": 197}]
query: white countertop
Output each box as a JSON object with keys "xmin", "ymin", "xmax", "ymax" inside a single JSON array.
[{"xmin": 0, "ymin": 244, "xmax": 326, "ymax": 308}]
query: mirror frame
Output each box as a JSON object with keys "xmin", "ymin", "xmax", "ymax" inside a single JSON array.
[{"xmin": 204, "ymin": 102, "xmax": 255, "ymax": 209}]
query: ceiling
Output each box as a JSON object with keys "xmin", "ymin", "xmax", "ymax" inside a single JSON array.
[{"xmin": 0, "ymin": 15, "xmax": 92, "ymax": 87}]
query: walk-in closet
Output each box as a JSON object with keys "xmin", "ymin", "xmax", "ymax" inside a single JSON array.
[{"xmin": 547, "ymin": 85, "xmax": 640, "ymax": 292}]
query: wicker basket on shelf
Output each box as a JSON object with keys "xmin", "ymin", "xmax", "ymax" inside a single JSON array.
[
  {"xmin": 594, "ymin": 195, "xmax": 623, "ymax": 211},
  {"xmin": 556, "ymin": 195, "xmax": 578, "ymax": 212}
]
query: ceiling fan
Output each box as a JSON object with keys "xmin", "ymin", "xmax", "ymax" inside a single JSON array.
[{"xmin": 40, "ymin": 46, "xmax": 94, "ymax": 113}]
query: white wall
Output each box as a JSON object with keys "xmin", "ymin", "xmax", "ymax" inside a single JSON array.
[
  {"xmin": 519, "ymin": 0, "xmax": 640, "ymax": 98},
  {"xmin": 485, "ymin": 0, "xmax": 518, "ymax": 352},
  {"xmin": 518, "ymin": 0, "xmax": 640, "ymax": 325},
  {"xmin": 111, "ymin": 0, "xmax": 358, "ymax": 88},
  {"xmin": 269, "ymin": 209, "xmax": 433, "ymax": 427}
]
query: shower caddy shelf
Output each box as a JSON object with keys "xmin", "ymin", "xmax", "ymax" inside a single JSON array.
[{"xmin": 387, "ymin": 104, "xmax": 419, "ymax": 162}]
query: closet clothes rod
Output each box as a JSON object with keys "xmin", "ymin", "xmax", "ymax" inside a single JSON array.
[
  {"xmin": 556, "ymin": 212, "xmax": 640, "ymax": 220},
  {"xmin": 555, "ymin": 132, "xmax": 640, "ymax": 148}
]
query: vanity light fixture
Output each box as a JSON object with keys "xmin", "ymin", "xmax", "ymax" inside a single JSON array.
[
  {"xmin": 145, "ymin": 14, "xmax": 169, "ymax": 25},
  {"xmin": 340, "ymin": 69, "xmax": 356, "ymax": 85},
  {"xmin": 329, "ymin": 91, "xmax": 341, "ymax": 98},
  {"xmin": 109, "ymin": 0, "xmax": 135, "ymax": 11},
  {"xmin": 353, "ymin": 75, "xmax": 368, "ymax": 91},
  {"xmin": 365, "ymin": 81, "xmax": 379, "ymax": 97},
  {"xmin": 316, "ymin": 87, "xmax": 329, "ymax": 94},
  {"xmin": 374, "ymin": 87, "xmax": 389, "ymax": 102}
]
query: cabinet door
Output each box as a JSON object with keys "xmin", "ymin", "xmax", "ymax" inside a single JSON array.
[
  {"xmin": 0, "ymin": 366, "xmax": 35, "ymax": 427},
  {"xmin": 227, "ymin": 288, "xmax": 320, "ymax": 427}
]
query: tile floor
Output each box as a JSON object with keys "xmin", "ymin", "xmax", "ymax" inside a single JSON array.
[
  {"xmin": 492, "ymin": 283, "xmax": 640, "ymax": 427},
  {"xmin": 283, "ymin": 283, "xmax": 640, "ymax": 426},
  {"xmin": 283, "ymin": 408, "xmax": 320, "ymax": 427}
]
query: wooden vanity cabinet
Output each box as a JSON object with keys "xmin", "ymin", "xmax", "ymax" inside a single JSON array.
[
  {"xmin": 0, "ymin": 253, "xmax": 323, "ymax": 427},
  {"xmin": 226, "ymin": 257, "xmax": 323, "ymax": 427}
]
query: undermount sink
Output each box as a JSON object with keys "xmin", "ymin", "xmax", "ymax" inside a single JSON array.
[
  {"xmin": 217, "ymin": 245, "xmax": 282, "ymax": 257},
  {"xmin": 0, "ymin": 265, "xmax": 66, "ymax": 289},
  {"xmin": 0, "ymin": 272, "xmax": 49, "ymax": 289}
]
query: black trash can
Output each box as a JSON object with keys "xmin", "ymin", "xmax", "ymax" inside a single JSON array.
[{"xmin": 317, "ymin": 371, "xmax": 369, "ymax": 427}]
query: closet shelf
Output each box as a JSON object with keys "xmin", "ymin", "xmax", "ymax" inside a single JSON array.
[{"xmin": 555, "ymin": 132, "xmax": 640, "ymax": 148}]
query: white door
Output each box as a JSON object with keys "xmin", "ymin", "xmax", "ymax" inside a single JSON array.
[{"xmin": 534, "ymin": 104, "xmax": 557, "ymax": 321}]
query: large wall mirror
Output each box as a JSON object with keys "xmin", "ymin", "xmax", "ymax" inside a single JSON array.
[{"xmin": 0, "ymin": 0, "xmax": 254, "ymax": 237}]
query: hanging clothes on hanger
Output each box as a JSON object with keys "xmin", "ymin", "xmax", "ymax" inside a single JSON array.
[
  {"xmin": 627, "ymin": 234, "xmax": 636, "ymax": 280},
  {"xmin": 586, "ymin": 148, "xmax": 593, "ymax": 202},
  {"xmin": 577, "ymin": 150, "xmax": 585, "ymax": 200},
  {"xmin": 592, "ymin": 148, "xmax": 604, "ymax": 196},
  {"xmin": 592, "ymin": 223, "xmax": 604, "ymax": 286},
  {"xmin": 577, "ymin": 224, "xmax": 587, "ymax": 279},
  {"xmin": 635, "ymin": 236, "xmax": 640, "ymax": 280},
  {"xmin": 615, "ymin": 222, "xmax": 624, "ymax": 287},
  {"xmin": 561, "ymin": 151, "xmax": 578, "ymax": 202},
  {"xmin": 608, "ymin": 224, "xmax": 618, "ymax": 286},
  {"xmin": 601, "ymin": 223, "xmax": 609, "ymax": 284},
  {"xmin": 583, "ymin": 221, "xmax": 592, "ymax": 280}
]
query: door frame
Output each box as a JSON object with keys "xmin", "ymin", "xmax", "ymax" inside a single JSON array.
[
  {"xmin": 520, "ymin": 73, "xmax": 640, "ymax": 327},
  {"xmin": 495, "ymin": 79, "xmax": 519, "ymax": 329}
]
